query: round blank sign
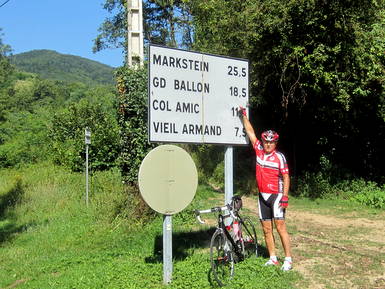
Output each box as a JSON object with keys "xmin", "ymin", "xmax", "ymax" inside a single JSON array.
[{"xmin": 138, "ymin": 145, "xmax": 198, "ymax": 215}]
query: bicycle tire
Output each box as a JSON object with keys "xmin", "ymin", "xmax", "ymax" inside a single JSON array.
[
  {"xmin": 210, "ymin": 229, "xmax": 234, "ymax": 287},
  {"xmin": 240, "ymin": 217, "xmax": 258, "ymax": 258}
]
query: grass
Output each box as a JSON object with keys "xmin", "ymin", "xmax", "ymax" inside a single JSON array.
[
  {"xmin": 290, "ymin": 196, "xmax": 383, "ymax": 219},
  {"xmin": 0, "ymin": 162, "xmax": 300, "ymax": 289}
]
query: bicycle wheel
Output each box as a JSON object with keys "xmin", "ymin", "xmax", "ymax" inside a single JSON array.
[
  {"xmin": 210, "ymin": 229, "xmax": 234, "ymax": 287},
  {"xmin": 240, "ymin": 217, "xmax": 258, "ymax": 258}
]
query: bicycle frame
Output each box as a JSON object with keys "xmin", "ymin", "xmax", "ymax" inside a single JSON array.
[
  {"xmin": 217, "ymin": 212, "xmax": 244, "ymax": 262},
  {"xmin": 195, "ymin": 199, "xmax": 258, "ymax": 287},
  {"xmin": 195, "ymin": 205, "xmax": 250, "ymax": 262}
]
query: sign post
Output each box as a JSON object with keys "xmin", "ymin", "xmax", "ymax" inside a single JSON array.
[
  {"xmin": 224, "ymin": 146, "xmax": 233, "ymax": 225},
  {"xmin": 138, "ymin": 145, "xmax": 198, "ymax": 284},
  {"xmin": 163, "ymin": 215, "xmax": 172, "ymax": 283},
  {"xmin": 85, "ymin": 127, "xmax": 91, "ymax": 206}
]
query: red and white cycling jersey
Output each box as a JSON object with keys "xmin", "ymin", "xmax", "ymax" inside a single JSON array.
[{"xmin": 253, "ymin": 139, "xmax": 289, "ymax": 194}]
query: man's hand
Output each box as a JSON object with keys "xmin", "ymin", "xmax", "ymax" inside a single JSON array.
[
  {"xmin": 238, "ymin": 106, "xmax": 247, "ymax": 118},
  {"xmin": 280, "ymin": 195, "xmax": 289, "ymax": 208}
]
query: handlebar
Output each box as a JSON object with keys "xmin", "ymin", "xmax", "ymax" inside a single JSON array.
[{"xmin": 195, "ymin": 204, "xmax": 238, "ymax": 224}]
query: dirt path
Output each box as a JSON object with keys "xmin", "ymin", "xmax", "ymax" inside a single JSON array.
[{"xmin": 242, "ymin": 196, "xmax": 385, "ymax": 289}]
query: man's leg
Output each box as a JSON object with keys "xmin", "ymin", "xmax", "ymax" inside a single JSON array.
[
  {"xmin": 261, "ymin": 220, "xmax": 276, "ymax": 257},
  {"xmin": 275, "ymin": 219, "xmax": 292, "ymax": 270},
  {"xmin": 274, "ymin": 219, "xmax": 291, "ymax": 257},
  {"xmin": 259, "ymin": 194, "xmax": 279, "ymax": 265}
]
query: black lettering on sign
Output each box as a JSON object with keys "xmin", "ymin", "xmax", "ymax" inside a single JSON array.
[
  {"xmin": 153, "ymin": 54, "xmax": 209, "ymax": 72},
  {"xmin": 152, "ymin": 77, "xmax": 166, "ymax": 88},
  {"xmin": 152, "ymin": 100, "xmax": 171, "ymax": 111},
  {"xmin": 174, "ymin": 79, "xmax": 209, "ymax": 93},
  {"xmin": 175, "ymin": 102, "xmax": 200, "ymax": 113},
  {"xmin": 182, "ymin": 124, "xmax": 222, "ymax": 136},
  {"xmin": 153, "ymin": 122, "xmax": 178, "ymax": 134}
]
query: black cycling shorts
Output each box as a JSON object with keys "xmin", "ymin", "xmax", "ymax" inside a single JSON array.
[{"xmin": 258, "ymin": 193, "xmax": 285, "ymax": 221}]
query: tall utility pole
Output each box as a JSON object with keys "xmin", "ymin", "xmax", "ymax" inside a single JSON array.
[{"xmin": 127, "ymin": 0, "xmax": 144, "ymax": 67}]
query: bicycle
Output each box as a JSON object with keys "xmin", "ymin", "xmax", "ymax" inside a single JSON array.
[{"xmin": 195, "ymin": 196, "xmax": 258, "ymax": 287}]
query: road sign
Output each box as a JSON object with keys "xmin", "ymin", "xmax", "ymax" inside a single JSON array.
[
  {"xmin": 85, "ymin": 127, "xmax": 91, "ymax": 145},
  {"xmin": 138, "ymin": 145, "xmax": 198, "ymax": 284},
  {"xmin": 84, "ymin": 127, "xmax": 91, "ymax": 206},
  {"xmin": 138, "ymin": 145, "xmax": 198, "ymax": 215},
  {"xmin": 148, "ymin": 44, "xmax": 249, "ymax": 145}
]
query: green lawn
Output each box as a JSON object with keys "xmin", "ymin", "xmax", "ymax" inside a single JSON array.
[{"xmin": 0, "ymin": 163, "xmax": 299, "ymax": 289}]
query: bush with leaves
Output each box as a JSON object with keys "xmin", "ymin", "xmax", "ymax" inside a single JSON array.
[
  {"xmin": 49, "ymin": 98, "xmax": 120, "ymax": 171},
  {"xmin": 115, "ymin": 66, "xmax": 155, "ymax": 185},
  {"xmin": 0, "ymin": 109, "xmax": 52, "ymax": 167},
  {"xmin": 114, "ymin": 66, "xmax": 157, "ymax": 222}
]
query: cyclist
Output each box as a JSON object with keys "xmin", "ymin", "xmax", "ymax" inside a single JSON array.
[{"xmin": 239, "ymin": 107, "xmax": 292, "ymax": 271}]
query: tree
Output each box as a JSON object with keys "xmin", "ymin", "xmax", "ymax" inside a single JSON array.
[
  {"xmin": 0, "ymin": 28, "xmax": 11, "ymax": 57},
  {"xmin": 0, "ymin": 29, "xmax": 13, "ymax": 124},
  {"xmin": 115, "ymin": 66, "xmax": 155, "ymax": 184},
  {"xmin": 115, "ymin": 66, "xmax": 156, "ymax": 220},
  {"xmin": 0, "ymin": 28, "xmax": 13, "ymax": 89},
  {"xmin": 93, "ymin": 0, "xmax": 193, "ymax": 58},
  {"xmin": 144, "ymin": 0, "xmax": 193, "ymax": 48},
  {"xmin": 49, "ymin": 98, "xmax": 120, "ymax": 172},
  {"xmin": 95, "ymin": 1, "xmax": 385, "ymax": 186},
  {"xmin": 0, "ymin": 109, "xmax": 52, "ymax": 167},
  {"xmin": 189, "ymin": 0, "xmax": 385, "ymax": 182}
]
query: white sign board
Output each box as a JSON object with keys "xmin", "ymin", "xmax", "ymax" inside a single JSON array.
[{"xmin": 148, "ymin": 45, "xmax": 249, "ymax": 145}]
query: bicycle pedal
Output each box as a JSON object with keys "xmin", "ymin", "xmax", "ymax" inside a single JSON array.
[{"xmin": 217, "ymin": 256, "xmax": 227, "ymax": 262}]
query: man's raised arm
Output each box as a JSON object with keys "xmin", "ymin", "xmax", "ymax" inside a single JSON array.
[{"xmin": 239, "ymin": 106, "xmax": 257, "ymax": 146}]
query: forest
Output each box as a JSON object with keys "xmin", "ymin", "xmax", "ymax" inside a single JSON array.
[
  {"xmin": 0, "ymin": 38, "xmax": 120, "ymax": 172},
  {"xmin": 10, "ymin": 49, "xmax": 115, "ymax": 86}
]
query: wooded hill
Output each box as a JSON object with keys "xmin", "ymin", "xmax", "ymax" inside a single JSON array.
[
  {"xmin": 0, "ymin": 44, "xmax": 119, "ymax": 171},
  {"xmin": 10, "ymin": 50, "xmax": 115, "ymax": 86}
]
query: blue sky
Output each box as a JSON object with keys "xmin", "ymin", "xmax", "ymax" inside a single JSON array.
[{"xmin": 0, "ymin": 0, "xmax": 124, "ymax": 67}]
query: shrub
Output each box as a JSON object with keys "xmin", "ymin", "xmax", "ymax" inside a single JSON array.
[
  {"xmin": 347, "ymin": 181, "xmax": 385, "ymax": 209},
  {"xmin": 49, "ymin": 98, "xmax": 120, "ymax": 171},
  {"xmin": 0, "ymin": 109, "xmax": 52, "ymax": 167},
  {"xmin": 293, "ymin": 171, "xmax": 335, "ymax": 199},
  {"xmin": 115, "ymin": 66, "xmax": 155, "ymax": 185},
  {"xmin": 352, "ymin": 188, "xmax": 385, "ymax": 209},
  {"xmin": 294, "ymin": 172, "xmax": 385, "ymax": 209}
]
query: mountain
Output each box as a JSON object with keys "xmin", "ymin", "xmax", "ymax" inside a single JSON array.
[{"xmin": 10, "ymin": 50, "xmax": 115, "ymax": 86}]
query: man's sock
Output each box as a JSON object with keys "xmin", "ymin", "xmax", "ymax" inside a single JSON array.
[{"xmin": 284, "ymin": 257, "xmax": 292, "ymax": 263}]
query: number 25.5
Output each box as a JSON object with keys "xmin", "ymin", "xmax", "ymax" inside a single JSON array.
[{"xmin": 228, "ymin": 66, "xmax": 247, "ymax": 77}]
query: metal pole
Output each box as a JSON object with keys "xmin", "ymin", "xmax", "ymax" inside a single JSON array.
[
  {"xmin": 86, "ymin": 144, "xmax": 89, "ymax": 206},
  {"xmin": 163, "ymin": 215, "xmax": 172, "ymax": 284},
  {"xmin": 224, "ymin": 146, "xmax": 233, "ymax": 225}
]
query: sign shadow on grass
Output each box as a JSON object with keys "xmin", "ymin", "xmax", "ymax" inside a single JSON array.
[
  {"xmin": 0, "ymin": 177, "xmax": 24, "ymax": 218},
  {"xmin": 0, "ymin": 177, "xmax": 27, "ymax": 243},
  {"xmin": 145, "ymin": 227, "xmax": 269, "ymax": 263},
  {"xmin": 145, "ymin": 227, "xmax": 216, "ymax": 263}
]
